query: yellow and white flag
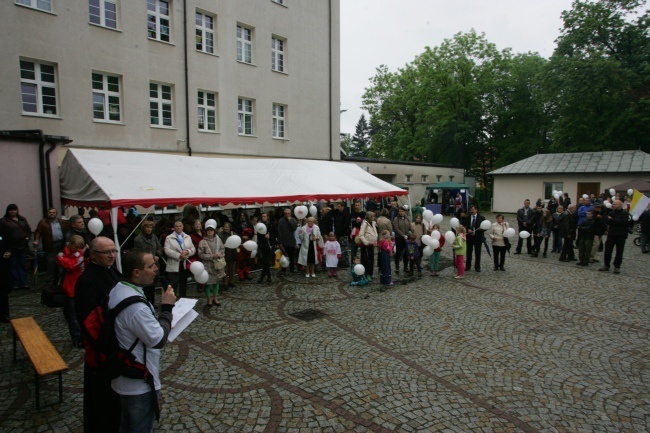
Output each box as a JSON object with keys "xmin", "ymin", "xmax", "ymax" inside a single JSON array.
[{"xmin": 629, "ymin": 190, "xmax": 650, "ymax": 220}]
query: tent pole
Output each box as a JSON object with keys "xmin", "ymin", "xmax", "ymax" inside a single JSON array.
[
  {"xmin": 111, "ymin": 207, "xmax": 122, "ymax": 273},
  {"xmin": 120, "ymin": 207, "xmax": 154, "ymax": 249}
]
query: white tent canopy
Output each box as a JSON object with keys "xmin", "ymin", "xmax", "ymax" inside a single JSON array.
[{"xmin": 60, "ymin": 148, "xmax": 408, "ymax": 208}]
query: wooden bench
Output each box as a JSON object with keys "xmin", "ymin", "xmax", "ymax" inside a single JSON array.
[{"xmin": 11, "ymin": 317, "xmax": 69, "ymax": 409}]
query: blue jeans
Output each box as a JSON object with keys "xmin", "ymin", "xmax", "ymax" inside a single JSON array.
[
  {"xmin": 120, "ymin": 390, "xmax": 159, "ymax": 433},
  {"xmin": 9, "ymin": 248, "xmax": 27, "ymax": 288}
]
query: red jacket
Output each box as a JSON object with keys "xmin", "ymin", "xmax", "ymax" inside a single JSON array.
[{"xmin": 56, "ymin": 246, "xmax": 88, "ymax": 297}]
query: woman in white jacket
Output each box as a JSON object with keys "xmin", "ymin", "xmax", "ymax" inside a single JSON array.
[
  {"xmin": 298, "ymin": 217, "xmax": 324, "ymax": 278},
  {"xmin": 359, "ymin": 212, "xmax": 378, "ymax": 281},
  {"xmin": 164, "ymin": 220, "xmax": 196, "ymax": 297}
]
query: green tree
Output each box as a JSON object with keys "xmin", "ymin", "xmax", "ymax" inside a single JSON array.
[
  {"xmin": 348, "ymin": 114, "xmax": 371, "ymax": 157},
  {"xmin": 339, "ymin": 133, "xmax": 353, "ymax": 156},
  {"xmin": 542, "ymin": 0, "xmax": 649, "ymax": 151}
]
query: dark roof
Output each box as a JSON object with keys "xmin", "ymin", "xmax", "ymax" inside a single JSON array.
[
  {"xmin": 342, "ymin": 155, "xmax": 461, "ymax": 169},
  {"xmin": 0, "ymin": 130, "xmax": 72, "ymax": 144},
  {"xmin": 489, "ymin": 150, "xmax": 650, "ymax": 175}
]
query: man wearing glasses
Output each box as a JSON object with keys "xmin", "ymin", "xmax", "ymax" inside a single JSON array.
[{"xmin": 75, "ymin": 236, "xmax": 122, "ymax": 433}]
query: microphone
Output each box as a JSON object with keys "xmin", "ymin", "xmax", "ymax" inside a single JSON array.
[{"xmin": 160, "ymin": 276, "xmax": 169, "ymax": 290}]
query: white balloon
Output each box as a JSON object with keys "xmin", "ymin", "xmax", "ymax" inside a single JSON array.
[
  {"xmin": 280, "ymin": 255, "xmax": 290, "ymax": 268},
  {"xmin": 605, "ymin": 201, "xmax": 612, "ymax": 209},
  {"xmin": 195, "ymin": 270, "xmax": 209, "ymax": 284},
  {"xmin": 189, "ymin": 261, "xmax": 205, "ymax": 276},
  {"xmin": 422, "ymin": 210, "xmax": 434, "ymax": 222},
  {"xmin": 421, "ymin": 235, "xmax": 432, "ymax": 246},
  {"xmin": 444, "ymin": 231, "xmax": 456, "ymax": 245},
  {"xmin": 554, "ymin": 193, "xmax": 560, "ymax": 200},
  {"xmin": 609, "ymin": 188, "xmax": 616, "ymax": 197},
  {"xmin": 250, "ymin": 250, "xmax": 257, "ymax": 259},
  {"xmin": 354, "ymin": 264, "xmax": 365, "ymax": 276},
  {"xmin": 243, "ymin": 240, "xmax": 258, "ymax": 251},
  {"xmin": 558, "ymin": 191, "xmax": 563, "ymax": 196},
  {"xmin": 422, "ymin": 245, "xmax": 434, "ymax": 257},
  {"xmin": 429, "ymin": 239, "xmax": 440, "ymax": 250},
  {"xmin": 403, "ymin": 204, "xmax": 409, "ymax": 210},
  {"xmin": 432, "ymin": 214, "xmax": 444, "ymax": 224},
  {"xmin": 255, "ymin": 223, "xmax": 267, "ymax": 234},
  {"xmin": 480, "ymin": 220, "xmax": 491, "ymax": 231},
  {"xmin": 450, "ymin": 217, "xmax": 460, "ymax": 229},
  {"xmin": 431, "ymin": 230, "xmax": 441, "ymax": 240},
  {"xmin": 88, "ymin": 218, "xmax": 103, "ymax": 236},
  {"xmin": 552, "ymin": 190, "xmax": 558, "ymax": 195},
  {"xmin": 294, "ymin": 206, "xmax": 308, "ymax": 219},
  {"xmin": 504, "ymin": 228, "xmax": 516, "ymax": 238},
  {"xmin": 627, "ymin": 189, "xmax": 634, "ymax": 196},
  {"xmin": 582, "ymin": 194, "xmax": 589, "ymax": 200},
  {"xmin": 633, "ymin": 214, "xmax": 639, "ymax": 221},
  {"xmin": 519, "ymin": 230, "xmax": 531, "ymax": 239},
  {"xmin": 224, "ymin": 235, "xmax": 242, "ymax": 249},
  {"xmin": 309, "ymin": 205, "xmax": 318, "ymax": 217},
  {"xmin": 205, "ymin": 219, "xmax": 217, "ymax": 230}
]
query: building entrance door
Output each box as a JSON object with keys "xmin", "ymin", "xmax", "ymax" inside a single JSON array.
[{"xmin": 577, "ymin": 182, "xmax": 600, "ymax": 198}]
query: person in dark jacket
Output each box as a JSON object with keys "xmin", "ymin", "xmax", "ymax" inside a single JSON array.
[
  {"xmin": 0, "ymin": 225, "xmax": 12, "ymax": 323},
  {"xmin": 0, "ymin": 204, "xmax": 32, "ymax": 290},
  {"xmin": 515, "ymin": 199, "xmax": 534, "ymax": 254},
  {"xmin": 332, "ymin": 202, "xmax": 350, "ymax": 267},
  {"xmin": 559, "ymin": 205, "xmax": 578, "ymax": 262},
  {"xmin": 640, "ymin": 204, "xmax": 650, "ymax": 253},
  {"xmin": 461, "ymin": 205, "xmax": 486, "ymax": 271},
  {"xmin": 33, "ymin": 207, "xmax": 69, "ymax": 290},
  {"xmin": 256, "ymin": 212, "xmax": 277, "ymax": 284},
  {"xmin": 589, "ymin": 202, "xmax": 608, "ymax": 263},
  {"xmin": 74, "ymin": 236, "xmax": 122, "ymax": 433},
  {"xmin": 599, "ymin": 200, "xmax": 630, "ymax": 274},
  {"xmin": 577, "ymin": 210, "xmax": 596, "ymax": 266},
  {"xmin": 277, "ymin": 208, "xmax": 298, "ymax": 273}
]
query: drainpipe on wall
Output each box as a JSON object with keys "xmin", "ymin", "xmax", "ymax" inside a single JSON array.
[
  {"xmin": 328, "ymin": 0, "xmax": 333, "ymax": 161},
  {"xmin": 45, "ymin": 142, "xmax": 58, "ymax": 208},
  {"xmin": 183, "ymin": 0, "xmax": 192, "ymax": 156}
]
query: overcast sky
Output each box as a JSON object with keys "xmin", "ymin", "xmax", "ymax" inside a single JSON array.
[{"xmin": 339, "ymin": 0, "xmax": 575, "ymax": 135}]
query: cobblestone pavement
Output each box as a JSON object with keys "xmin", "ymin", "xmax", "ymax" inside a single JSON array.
[{"xmin": 1, "ymin": 214, "xmax": 649, "ymax": 432}]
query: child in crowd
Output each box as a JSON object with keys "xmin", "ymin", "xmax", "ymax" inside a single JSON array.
[
  {"xmin": 429, "ymin": 224, "xmax": 445, "ymax": 277},
  {"xmin": 349, "ymin": 257, "xmax": 368, "ymax": 286},
  {"xmin": 237, "ymin": 227, "xmax": 254, "ymax": 280},
  {"xmin": 452, "ymin": 225, "xmax": 467, "ymax": 279},
  {"xmin": 377, "ymin": 229, "xmax": 394, "ymax": 287},
  {"xmin": 324, "ymin": 232, "xmax": 342, "ymax": 277},
  {"xmin": 406, "ymin": 233, "xmax": 421, "ymax": 275},
  {"xmin": 56, "ymin": 235, "xmax": 87, "ymax": 348}
]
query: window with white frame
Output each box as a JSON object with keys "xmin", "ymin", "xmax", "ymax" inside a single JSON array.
[
  {"xmin": 198, "ymin": 90, "xmax": 217, "ymax": 132},
  {"xmin": 272, "ymin": 103, "xmax": 286, "ymax": 138},
  {"xmin": 271, "ymin": 36, "xmax": 285, "ymax": 72},
  {"xmin": 238, "ymin": 97, "xmax": 253, "ymax": 135},
  {"xmin": 15, "ymin": 0, "xmax": 52, "ymax": 12},
  {"xmin": 20, "ymin": 59, "xmax": 58, "ymax": 116},
  {"xmin": 89, "ymin": 0, "xmax": 117, "ymax": 28},
  {"xmin": 236, "ymin": 24, "xmax": 253, "ymax": 64},
  {"xmin": 405, "ymin": 174, "xmax": 412, "ymax": 183},
  {"xmin": 92, "ymin": 72, "xmax": 121, "ymax": 122},
  {"xmin": 421, "ymin": 175, "xmax": 428, "ymax": 183},
  {"xmin": 147, "ymin": 0, "xmax": 170, "ymax": 42},
  {"xmin": 149, "ymin": 82, "xmax": 173, "ymax": 127},
  {"xmin": 195, "ymin": 11, "xmax": 214, "ymax": 54},
  {"xmin": 543, "ymin": 182, "xmax": 564, "ymax": 200}
]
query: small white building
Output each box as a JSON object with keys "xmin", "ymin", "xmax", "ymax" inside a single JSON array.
[{"xmin": 489, "ymin": 150, "xmax": 650, "ymax": 213}]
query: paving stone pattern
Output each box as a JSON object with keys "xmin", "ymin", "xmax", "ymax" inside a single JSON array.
[{"xmin": 1, "ymin": 214, "xmax": 648, "ymax": 432}]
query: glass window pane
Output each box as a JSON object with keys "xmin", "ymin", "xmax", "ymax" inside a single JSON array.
[
  {"xmin": 206, "ymin": 93, "xmax": 215, "ymax": 106},
  {"xmin": 150, "ymin": 83, "xmax": 158, "ymax": 98},
  {"xmin": 93, "ymin": 93, "xmax": 105, "ymax": 119},
  {"xmin": 196, "ymin": 29, "xmax": 203, "ymax": 50},
  {"xmin": 147, "ymin": 0, "xmax": 156, "ymax": 12},
  {"xmin": 159, "ymin": 0, "xmax": 169, "ymax": 15},
  {"xmin": 20, "ymin": 61, "xmax": 35, "ymax": 80},
  {"xmin": 161, "ymin": 86, "xmax": 171, "ymax": 100},
  {"xmin": 107, "ymin": 76, "xmax": 119, "ymax": 92},
  {"xmin": 195, "ymin": 12, "xmax": 202, "ymax": 26},
  {"xmin": 36, "ymin": 0, "xmax": 51, "ymax": 12},
  {"xmin": 21, "ymin": 84, "xmax": 37, "ymax": 112},
  {"xmin": 40, "ymin": 65, "xmax": 55, "ymax": 83},
  {"xmin": 89, "ymin": 0, "xmax": 101, "ymax": 25},
  {"xmin": 92, "ymin": 73, "xmax": 104, "ymax": 90}
]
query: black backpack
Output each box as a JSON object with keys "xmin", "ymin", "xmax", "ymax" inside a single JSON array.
[{"xmin": 83, "ymin": 295, "xmax": 153, "ymax": 382}]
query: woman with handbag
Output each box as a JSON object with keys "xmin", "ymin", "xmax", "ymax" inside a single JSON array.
[
  {"xmin": 198, "ymin": 222, "xmax": 225, "ymax": 306},
  {"xmin": 489, "ymin": 214, "xmax": 509, "ymax": 271},
  {"xmin": 163, "ymin": 220, "xmax": 196, "ymax": 298}
]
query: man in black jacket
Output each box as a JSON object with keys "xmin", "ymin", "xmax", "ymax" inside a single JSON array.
[
  {"xmin": 515, "ymin": 199, "xmax": 534, "ymax": 254},
  {"xmin": 75, "ymin": 236, "xmax": 122, "ymax": 433},
  {"xmin": 332, "ymin": 202, "xmax": 350, "ymax": 267},
  {"xmin": 599, "ymin": 200, "xmax": 630, "ymax": 274},
  {"xmin": 462, "ymin": 205, "xmax": 486, "ymax": 272},
  {"xmin": 559, "ymin": 205, "xmax": 578, "ymax": 262},
  {"xmin": 277, "ymin": 208, "xmax": 298, "ymax": 273}
]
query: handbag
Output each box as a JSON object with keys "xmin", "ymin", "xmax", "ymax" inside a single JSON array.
[{"xmin": 206, "ymin": 238, "xmax": 226, "ymax": 270}]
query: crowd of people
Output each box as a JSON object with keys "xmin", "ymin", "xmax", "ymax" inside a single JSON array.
[{"xmin": 0, "ymin": 193, "xmax": 648, "ymax": 432}]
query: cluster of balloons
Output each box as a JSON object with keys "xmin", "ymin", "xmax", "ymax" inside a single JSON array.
[
  {"xmin": 552, "ymin": 190, "xmax": 564, "ymax": 200},
  {"xmin": 189, "ymin": 261, "xmax": 209, "ymax": 284},
  {"xmin": 293, "ymin": 204, "xmax": 319, "ymax": 220}
]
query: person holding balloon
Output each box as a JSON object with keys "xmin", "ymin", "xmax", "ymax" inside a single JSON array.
[
  {"xmin": 429, "ymin": 224, "xmax": 445, "ymax": 277},
  {"xmin": 255, "ymin": 215, "xmax": 276, "ymax": 284},
  {"xmin": 452, "ymin": 225, "xmax": 467, "ymax": 279},
  {"xmin": 462, "ymin": 205, "xmax": 486, "ymax": 272},
  {"xmin": 298, "ymin": 216, "xmax": 324, "ymax": 278},
  {"xmin": 198, "ymin": 221, "xmax": 225, "ymax": 306},
  {"xmin": 489, "ymin": 214, "xmax": 511, "ymax": 271},
  {"xmin": 163, "ymin": 220, "xmax": 196, "ymax": 298}
]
